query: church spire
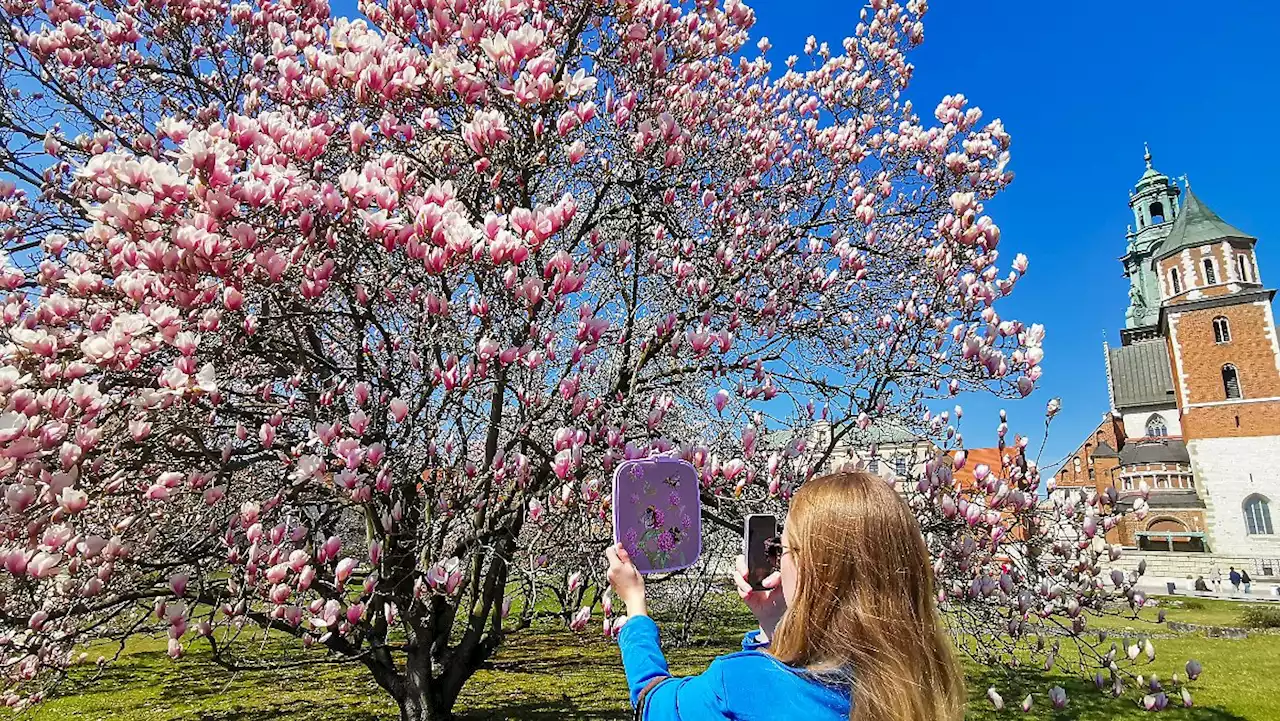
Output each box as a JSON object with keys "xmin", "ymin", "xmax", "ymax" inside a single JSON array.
[
  {"xmin": 1122, "ymin": 148, "xmax": 1182, "ymax": 332},
  {"xmin": 1129, "ymin": 146, "xmax": 1179, "ymax": 231}
]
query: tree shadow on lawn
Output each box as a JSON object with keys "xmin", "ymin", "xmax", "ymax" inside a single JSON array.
[
  {"xmin": 51, "ymin": 642, "xmax": 392, "ymax": 721},
  {"xmin": 462, "ymin": 632, "xmax": 1256, "ymax": 721},
  {"xmin": 41, "ymin": 625, "xmax": 1257, "ymax": 721}
]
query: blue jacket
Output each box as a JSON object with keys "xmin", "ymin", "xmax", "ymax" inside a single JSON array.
[{"xmin": 617, "ymin": 615, "xmax": 852, "ymax": 720}]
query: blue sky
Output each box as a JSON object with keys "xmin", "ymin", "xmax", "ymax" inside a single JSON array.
[
  {"xmin": 327, "ymin": 0, "xmax": 1279, "ymax": 467},
  {"xmin": 741, "ymin": 0, "xmax": 1280, "ymax": 466}
]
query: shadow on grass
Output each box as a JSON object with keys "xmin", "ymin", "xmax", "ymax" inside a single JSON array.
[{"xmin": 34, "ymin": 621, "xmax": 1262, "ymax": 721}]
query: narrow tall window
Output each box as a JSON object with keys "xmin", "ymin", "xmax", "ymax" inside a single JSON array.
[
  {"xmin": 868, "ymin": 456, "xmax": 879, "ymax": 474},
  {"xmin": 1223, "ymin": 364, "xmax": 1242, "ymax": 399},
  {"xmin": 1245, "ymin": 495, "xmax": 1274, "ymax": 535},
  {"xmin": 1203, "ymin": 258, "xmax": 1217, "ymax": 284},
  {"xmin": 894, "ymin": 457, "xmax": 907, "ymax": 477},
  {"xmin": 1150, "ymin": 201, "xmax": 1165, "ymax": 223},
  {"xmin": 1238, "ymin": 254, "xmax": 1251, "ymax": 282},
  {"xmin": 1213, "ymin": 316, "xmax": 1231, "ymax": 343},
  {"xmin": 1145, "ymin": 414, "xmax": 1168, "ymax": 437},
  {"xmin": 1171, "ymin": 268, "xmax": 1182, "ymax": 294}
]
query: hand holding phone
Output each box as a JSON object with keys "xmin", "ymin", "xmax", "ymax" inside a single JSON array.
[
  {"xmin": 743, "ymin": 514, "xmax": 780, "ymax": 591},
  {"xmin": 737, "ymin": 514, "xmax": 786, "ymax": 641}
]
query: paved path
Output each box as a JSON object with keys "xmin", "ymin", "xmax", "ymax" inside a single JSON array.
[{"xmin": 1136, "ymin": 575, "xmax": 1280, "ymax": 602}]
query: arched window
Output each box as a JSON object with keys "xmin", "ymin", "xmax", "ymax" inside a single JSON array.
[
  {"xmin": 1244, "ymin": 495, "xmax": 1274, "ymax": 535},
  {"xmin": 1145, "ymin": 414, "xmax": 1168, "ymax": 438},
  {"xmin": 1203, "ymin": 258, "xmax": 1217, "ymax": 285},
  {"xmin": 1073, "ymin": 458, "xmax": 1082, "ymax": 473},
  {"xmin": 1223, "ymin": 364, "xmax": 1242, "ymax": 399},
  {"xmin": 1170, "ymin": 268, "xmax": 1182, "ymax": 294},
  {"xmin": 1238, "ymin": 254, "xmax": 1251, "ymax": 282},
  {"xmin": 1213, "ymin": 316, "xmax": 1231, "ymax": 343},
  {"xmin": 1150, "ymin": 201, "xmax": 1165, "ymax": 223},
  {"xmin": 1148, "ymin": 517, "xmax": 1188, "ymax": 533}
]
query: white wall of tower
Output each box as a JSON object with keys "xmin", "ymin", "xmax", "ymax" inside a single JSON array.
[{"xmin": 1187, "ymin": 436, "xmax": 1280, "ymax": 556}]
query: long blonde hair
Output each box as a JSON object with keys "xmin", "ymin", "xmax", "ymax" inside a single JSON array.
[{"xmin": 769, "ymin": 471, "xmax": 965, "ymax": 721}]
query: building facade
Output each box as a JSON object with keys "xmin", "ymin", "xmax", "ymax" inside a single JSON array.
[
  {"xmin": 783, "ymin": 420, "xmax": 935, "ymax": 482},
  {"xmin": 1056, "ymin": 150, "xmax": 1280, "ymax": 560}
]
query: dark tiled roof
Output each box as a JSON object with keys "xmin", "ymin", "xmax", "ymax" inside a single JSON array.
[
  {"xmin": 1154, "ymin": 189, "xmax": 1255, "ymax": 262},
  {"xmin": 1118, "ymin": 439, "xmax": 1191, "ymax": 465},
  {"xmin": 1092, "ymin": 442, "xmax": 1118, "ymax": 458},
  {"xmin": 1108, "ymin": 340, "xmax": 1175, "ymax": 409}
]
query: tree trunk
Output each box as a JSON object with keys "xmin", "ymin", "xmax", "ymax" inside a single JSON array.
[
  {"xmin": 396, "ymin": 696, "xmax": 441, "ymax": 721},
  {"xmin": 394, "ymin": 646, "xmax": 454, "ymax": 721}
]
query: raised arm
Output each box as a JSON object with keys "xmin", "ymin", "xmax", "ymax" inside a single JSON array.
[{"xmin": 616, "ymin": 614, "xmax": 727, "ymax": 719}]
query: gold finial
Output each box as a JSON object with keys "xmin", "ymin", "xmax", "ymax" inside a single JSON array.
[{"xmin": 1144, "ymin": 142, "xmax": 1152, "ymax": 169}]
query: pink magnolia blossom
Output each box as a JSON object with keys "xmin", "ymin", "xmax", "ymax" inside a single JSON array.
[{"xmin": 335, "ymin": 558, "xmax": 358, "ymax": 587}]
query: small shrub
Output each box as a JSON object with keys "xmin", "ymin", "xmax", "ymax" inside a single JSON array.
[{"xmin": 1239, "ymin": 605, "xmax": 1280, "ymax": 629}]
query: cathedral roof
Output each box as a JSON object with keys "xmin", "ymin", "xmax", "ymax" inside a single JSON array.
[
  {"xmin": 1091, "ymin": 442, "xmax": 1118, "ymax": 458},
  {"xmin": 1118, "ymin": 438, "xmax": 1190, "ymax": 466},
  {"xmin": 1153, "ymin": 188, "xmax": 1256, "ymax": 261},
  {"xmin": 1107, "ymin": 340, "xmax": 1175, "ymax": 409}
]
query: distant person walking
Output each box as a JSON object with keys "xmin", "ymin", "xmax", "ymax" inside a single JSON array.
[
  {"xmin": 1211, "ymin": 567, "xmax": 1223, "ymax": 593},
  {"xmin": 1242, "ymin": 569, "xmax": 1253, "ymax": 594},
  {"xmin": 1229, "ymin": 567, "xmax": 1242, "ymax": 593}
]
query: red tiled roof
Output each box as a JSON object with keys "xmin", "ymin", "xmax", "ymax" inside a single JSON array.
[{"xmin": 951, "ymin": 447, "xmax": 1006, "ymax": 490}]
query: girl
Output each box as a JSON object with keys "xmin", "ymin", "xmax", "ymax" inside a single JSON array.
[{"xmin": 605, "ymin": 471, "xmax": 965, "ymax": 721}]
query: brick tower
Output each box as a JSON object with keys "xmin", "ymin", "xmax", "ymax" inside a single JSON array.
[
  {"xmin": 1154, "ymin": 181, "xmax": 1280, "ymax": 556},
  {"xmin": 1054, "ymin": 150, "xmax": 1280, "ymax": 563}
]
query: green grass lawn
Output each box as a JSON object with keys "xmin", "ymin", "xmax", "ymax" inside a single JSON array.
[{"xmin": 21, "ymin": 595, "xmax": 1280, "ymax": 721}]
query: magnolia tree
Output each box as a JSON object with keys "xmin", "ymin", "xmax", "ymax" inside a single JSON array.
[
  {"xmin": 0, "ymin": 0, "xmax": 1193, "ymax": 718},
  {"xmin": 901, "ymin": 408, "xmax": 1201, "ymax": 714}
]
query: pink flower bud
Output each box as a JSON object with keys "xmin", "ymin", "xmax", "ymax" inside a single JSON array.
[{"xmin": 335, "ymin": 558, "xmax": 358, "ymax": 586}]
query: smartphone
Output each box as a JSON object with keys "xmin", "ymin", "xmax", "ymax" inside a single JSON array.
[{"xmin": 743, "ymin": 514, "xmax": 779, "ymax": 591}]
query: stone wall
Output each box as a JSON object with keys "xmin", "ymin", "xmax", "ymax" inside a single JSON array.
[
  {"xmin": 1122, "ymin": 408, "xmax": 1182, "ymax": 440},
  {"xmin": 1187, "ymin": 436, "xmax": 1280, "ymax": 556},
  {"xmin": 1107, "ymin": 549, "xmax": 1280, "ymax": 580}
]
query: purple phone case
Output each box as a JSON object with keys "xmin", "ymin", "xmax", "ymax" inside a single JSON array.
[{"xmin": 611, "ymin": 457, "xmax": 702, "ymax": 575}]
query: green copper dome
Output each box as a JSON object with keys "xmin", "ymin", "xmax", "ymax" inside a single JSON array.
[{"xmin": 1135, "ymin": 144, "xmax": 1173, "ymax": 191}]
